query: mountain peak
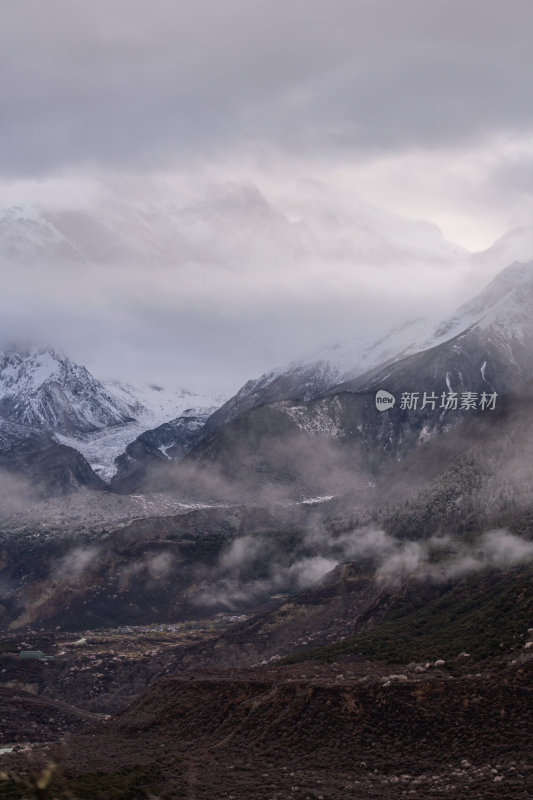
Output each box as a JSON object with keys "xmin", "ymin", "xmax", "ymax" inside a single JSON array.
[
  {"xmin": 442, "ymin": 260, "xmax": 533, "ymax": 337},
  {"xmin": 208, "ymin": 257, "xmax": 533, "ymax": 432},
  {"xmin": 0, "ymin": 347, "xmax": 137, "ymax": 434},
  {"xmin": 182, "ymin": 182, "xmax": 286, "ymax": 227},
  {"xmin": 0, "ymin": 346, "xmax": 69, "ymax": 388},
  {"xmin": 4, "ymin": 343, "xmax": 67, "ymax": 360},
  {"xmin": 491, "ymin": 259, "xmax": 533, "ymax": 285}
]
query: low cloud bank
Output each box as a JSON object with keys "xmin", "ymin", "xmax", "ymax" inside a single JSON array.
[{"xmin": 191, "ymin": 526, "xmax": 533, "ymax": 609}]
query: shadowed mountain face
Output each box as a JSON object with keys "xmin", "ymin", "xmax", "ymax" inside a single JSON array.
[
  {"xmin": 111, "ymin": 411, "xmax": 213, "ymax": 486},
  {"xmin": 108, "ymin": 376, "xmax": 502, "ymax": 500},
  {"xmin": 110, "ymin": 394, "xmax": 377, "ymax": 497},
  {"xmin": 0, "ymin": 419, "xmax": 104, "ymax": 497},
  {"xmin": 112, "ymin": 388, "xmax": 458, "ymax": 498},
  {"xmin": 110, "ymin": 262, "xmax": 533, "ymax": 497},
  {"xmin": 372, "ymin": 378, "xmax": 533, "ymax": 540}
]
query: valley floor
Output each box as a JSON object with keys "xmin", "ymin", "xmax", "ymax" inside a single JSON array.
[{"xmin": 1, "ymin": 642, "xmax": 531, "ymax": 799}]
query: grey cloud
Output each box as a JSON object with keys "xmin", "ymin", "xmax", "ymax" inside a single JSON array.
[
  {"xmin": 1, "ymin": 1, "xmax": 533, "ymax": 177},
  {"xmin": 51, "ymin": 546, "xmax": 100, "ymax": 583},
  {"xmin": 1, "ymin": 2, "xmax": 531, "ymax": 390},
  {"xmin": 0, "ymin": 183, "xmax": 459, "ymax": 391},
  {"xmin": 490, "ymin": 157, "xmax": 533, "ymax": 196},
  {"xmin": 188, "ymin": 524, "xmax": 533, "ymax": 611},
  {"xmin": 375, "ymin": 530, "xmax": 533, "ymax": 584}
]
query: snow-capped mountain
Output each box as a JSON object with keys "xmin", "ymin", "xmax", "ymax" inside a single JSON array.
[
  {"xmin": 0, "ymin": 347, "xmax": 138, "ymax": 434},
  {"xmin": 0, "ymin": 347, "xmax": 226, "ymax": 480},
  {"xmin": 345, "ymin": 260, "xmax": 533, "ymax": 396},
  {"xmin": 278, "ymin": 260, "xmax": 533, "ymax": 461},
  {"xmin": 430, "ymin": 260, "xmax": 533, "ymax": 347},
  {"xmin": 206, "ymin": 261, "xmax": 533, "ymax": 435},
  {"xmin": 100, "ymin": 380, "xmax": 224, "ymax": 426},
  {"xmin": 204, "ymin": 316, "xmax": 435, "ymax": 434},
  {"xmin": 0, "ymin": 182, "xmax": 470, "ymax": 271},
  {"xmin": 121, "ymin": 259, "xmax": 533, "ymax": 500}
]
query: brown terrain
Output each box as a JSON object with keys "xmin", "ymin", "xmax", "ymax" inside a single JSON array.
[
  {"xmin": 0, "ymin": 553, "xmax": 532, "ymax": 798},
  {"xmin": 0, "ymin": 633, "xmax": 531, "ymax": 799}
]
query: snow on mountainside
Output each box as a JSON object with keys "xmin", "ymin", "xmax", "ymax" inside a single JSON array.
[
  {"xmin": 0, "ymin": 183, "xmax": 470, "ymax": 272},
  {"xmin": 0, "ymin": 188, "xmax": 310, "ymax": 268},
  {"xmin": 304, "ymin": 316, "xmax": 435, "ymax": 379},
  {"xmin": 0, "ymin": 347, "xmax": 226, "ymax": 480},
  {"xmin": 0, "ymin": 347, "xmax": 137, "ymax": 433},
  {"xmin": 339, "ymin": 259, "xmax": 533, "ymax": 389},
  {"xmin": 357, "ymin": 259, "xmax": 533, "ymax": 380},
  {"xmin": 204, "ymin": 316, "xmax": 437, "ymax": 432},
  {"xmin": 429, "ymin": 260, "xmax": 533, "ymax": 345},
  {"xmin": 338, "ymin": 260, "xmax": 533, "ymax": 402},
  {"xmin": 207, "ymin": 261, "xmax": 533, "ymax": 433},
  {"xmin": 101, "ymin": 380, "xmax": 225, "ymax": 425},
  {"xmin": 140, "ymin": 260, "xmax": 533, "ymax": 501},
  {"xmin": 57, "ymin": 384, "xmax": 224, "ymax": 480}
]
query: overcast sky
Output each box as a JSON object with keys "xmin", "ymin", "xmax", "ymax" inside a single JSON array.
[{"xmin": 1, "ymin": 1, "xmax": 533, "ymax": 391}]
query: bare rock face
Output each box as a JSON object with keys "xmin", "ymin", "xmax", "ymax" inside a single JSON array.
[{"xmin": 0, "ymin": 418, "xmax": 104, "ymax": 496}]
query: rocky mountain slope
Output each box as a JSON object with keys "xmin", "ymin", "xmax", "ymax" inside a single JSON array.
[
  {"xmin": 201, "ymin": 316, "xmax": 433, "ymax": 434},
  {"xmin": 117, "ymin": 261, "xmax": 533, "ymax": 498},
  {"xmin": 56, "ymin": 388, "xmax": 223, "ymax": 481},
  {"xmin": 0, "ymin": 418, "xmax": 104, "ymax": 497},
  {"xmin": 111, "ymin": 409, "xmax": 214, "ymax": 486}
]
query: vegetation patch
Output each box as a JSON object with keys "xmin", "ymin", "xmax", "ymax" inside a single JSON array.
[{"xmin": 280, "ymin": 566, "xmax": 533, "ymax": 665}]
